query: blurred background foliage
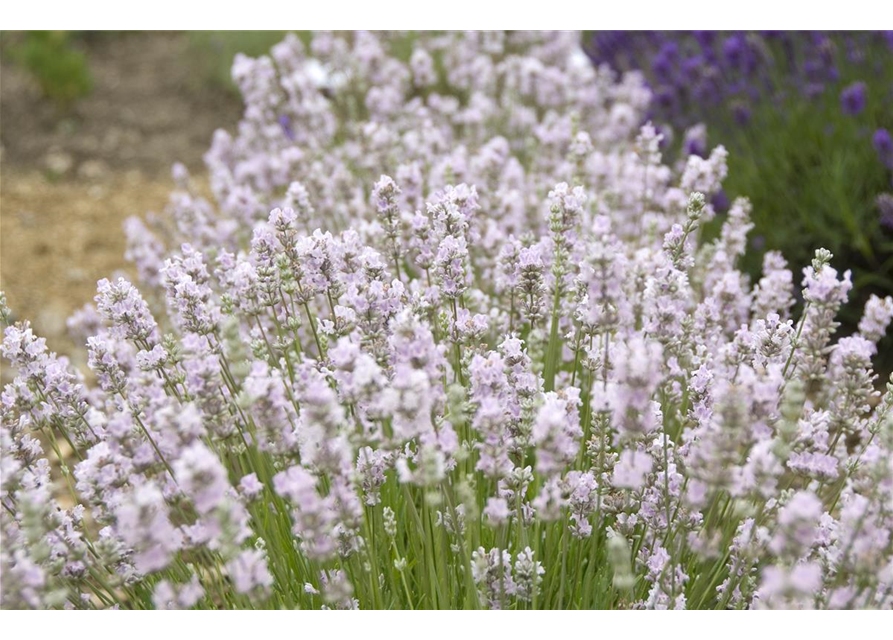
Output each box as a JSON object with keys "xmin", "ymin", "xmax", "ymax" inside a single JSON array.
[{"xmin": 1, "ymin": 31, "xmax": 94, "ymax": 107}]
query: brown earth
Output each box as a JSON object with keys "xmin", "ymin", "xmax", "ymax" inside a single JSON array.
[{"xmin": 0, "ymin": 32, "xmax": 243, "ymax": 361}]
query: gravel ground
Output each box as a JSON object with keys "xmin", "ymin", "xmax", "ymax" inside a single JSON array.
[{"xmin": 1, "ymin": 32, "xmax": 242, "ymax": 361}]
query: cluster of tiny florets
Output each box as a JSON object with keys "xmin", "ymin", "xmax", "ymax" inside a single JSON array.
[{"xmin": 2, "ymin": 31, "xmax": 893, "ymax": 610}]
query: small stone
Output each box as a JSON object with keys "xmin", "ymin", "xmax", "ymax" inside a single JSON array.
[{"xmin": 45, "ymin": 150, "xmax": 74, "ymax": 176}]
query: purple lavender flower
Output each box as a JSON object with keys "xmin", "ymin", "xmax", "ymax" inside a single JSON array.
[
  {"xmin": 874, "ymin": 128, "xmax": 893, "ymax": 169},
  {"xmin": 227, "ymin": 549, "xmax": 273, "ymax": 596},
  {"xmin": 840, "ymin": 81, "xmax": 867, "ymax": 116}
]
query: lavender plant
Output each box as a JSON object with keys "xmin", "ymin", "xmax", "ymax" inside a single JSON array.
[
  {"xmin": 586, "ymin": 31, "xmax": 893, "ymax": 130},
  {"xmin": 2, "ymin": 31, "xmax": 893, "ymax": 610}
]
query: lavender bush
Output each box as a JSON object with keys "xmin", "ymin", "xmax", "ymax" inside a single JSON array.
[
  {"xmin": 586, "ymin": 31, "xmax": 893, "ymax": 129},
  {"xmin": 2, "ymin": 31, "xmax": 893, "ymax": 610}
]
